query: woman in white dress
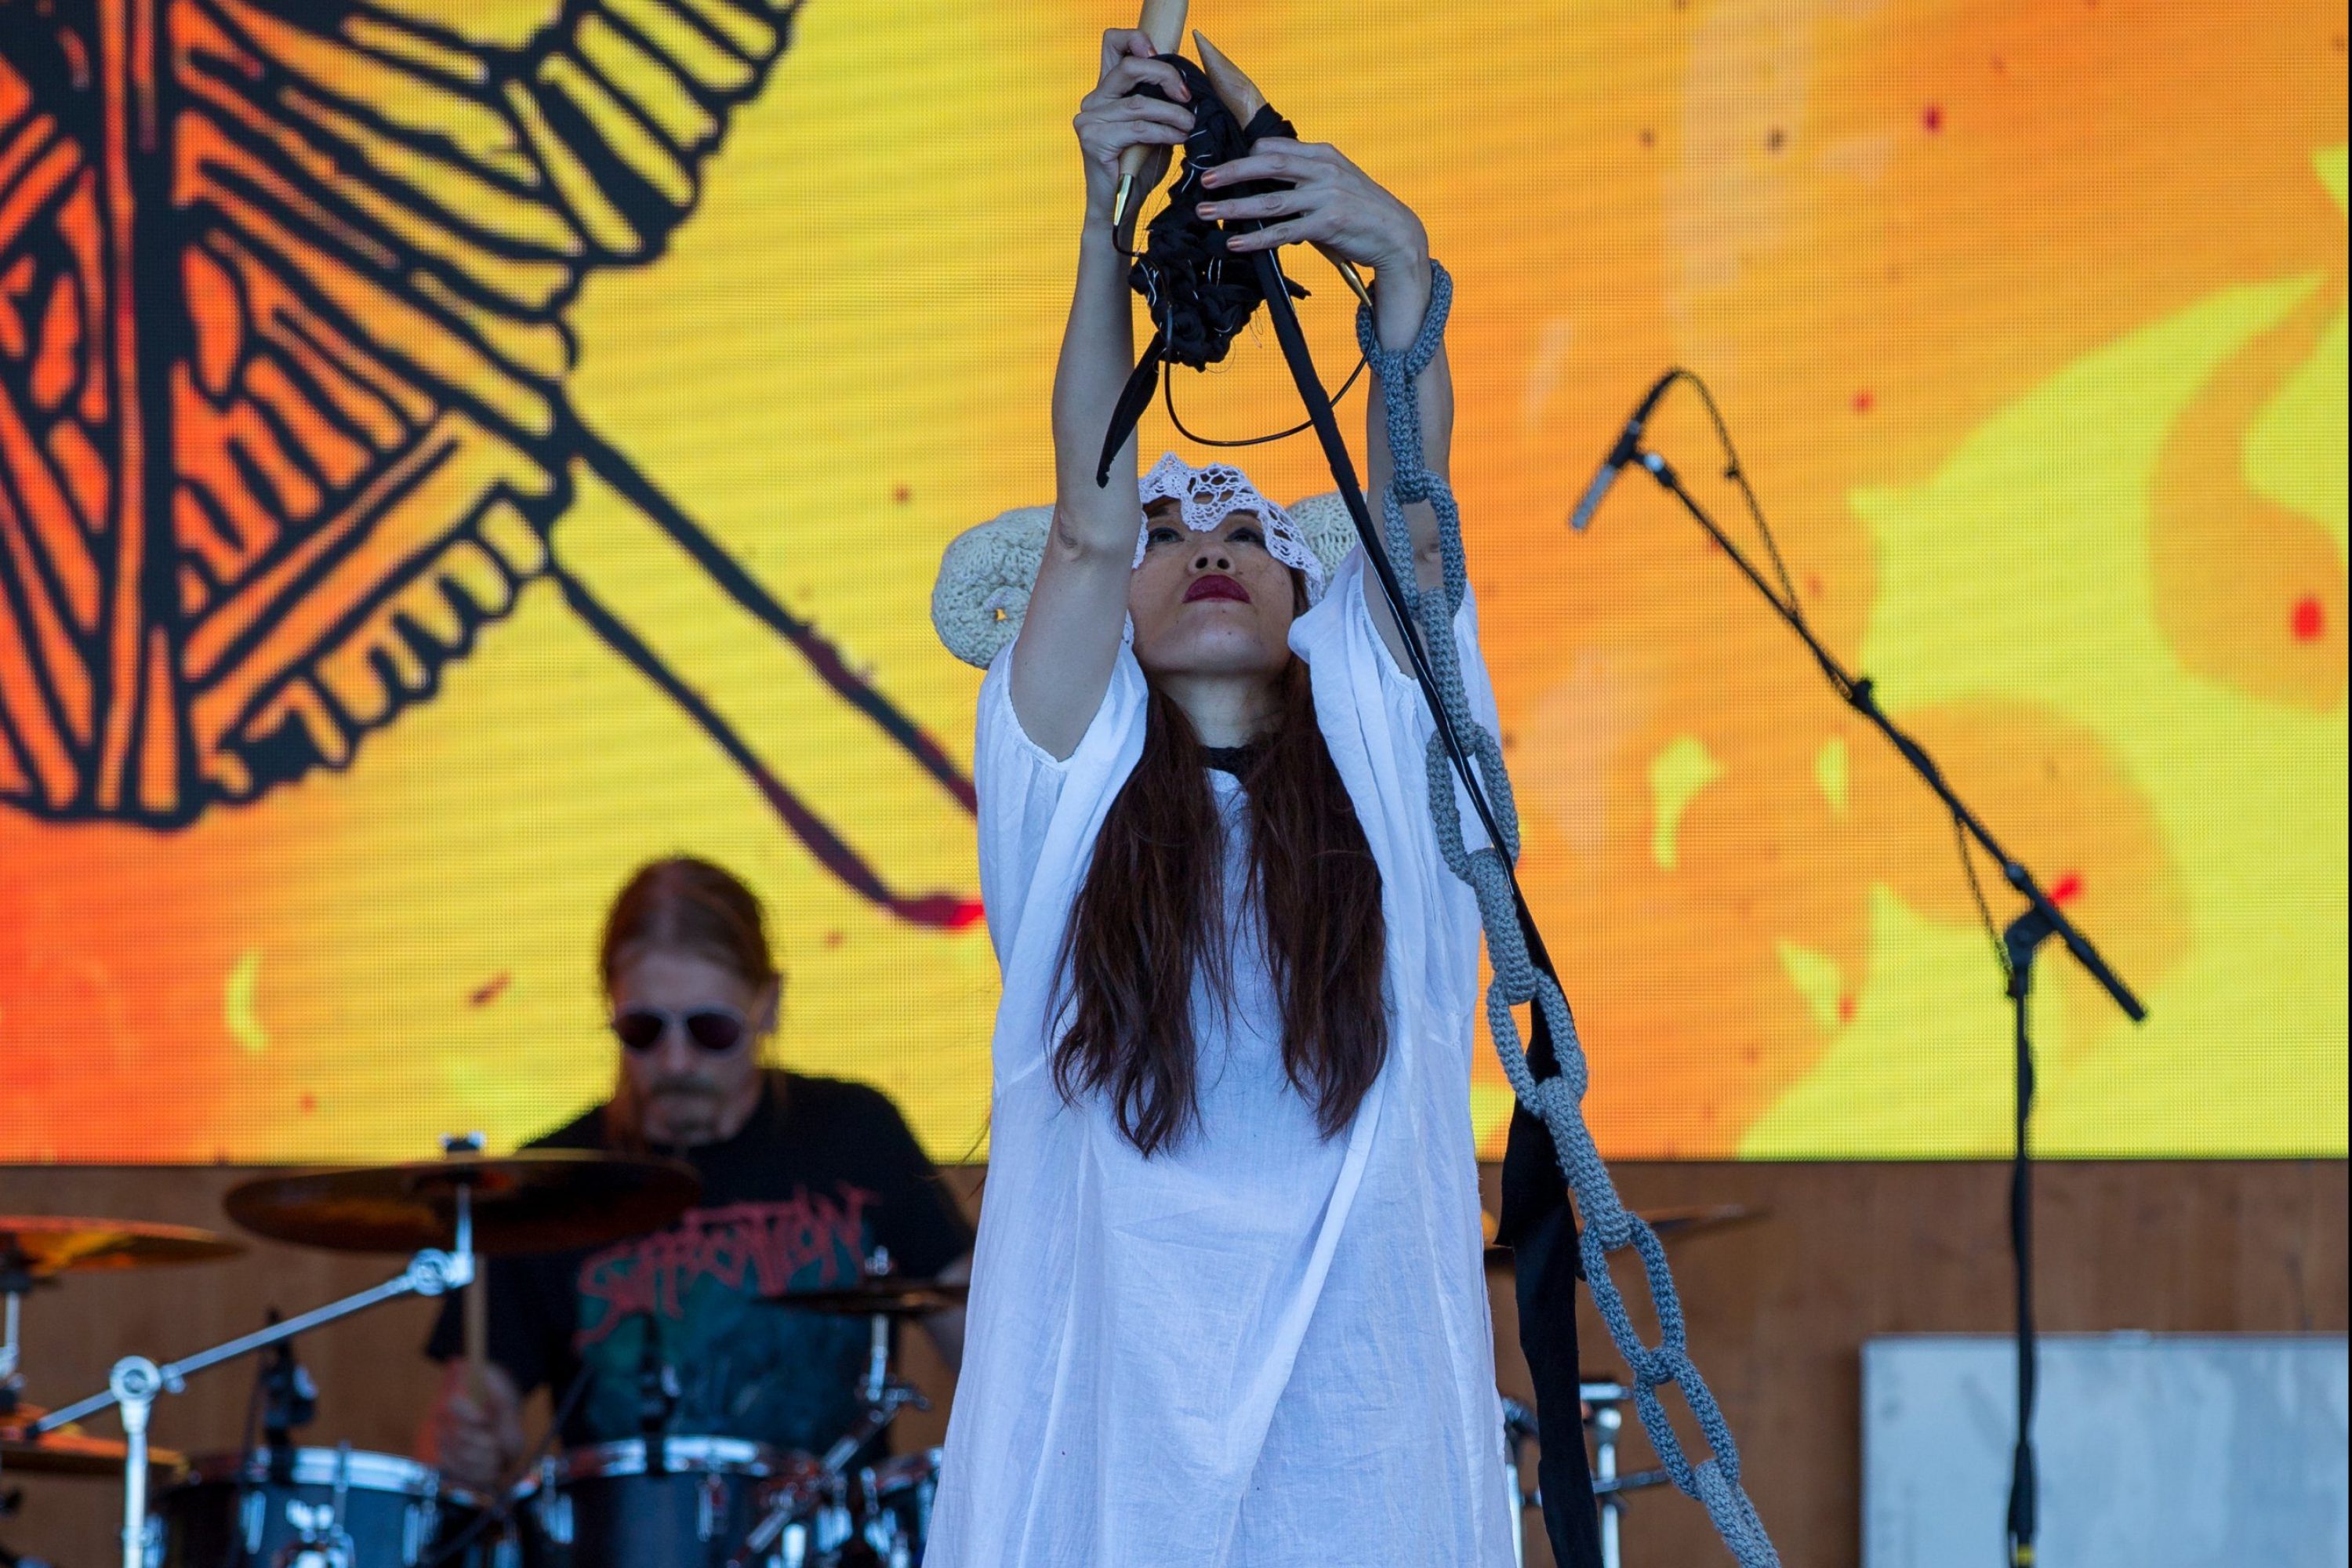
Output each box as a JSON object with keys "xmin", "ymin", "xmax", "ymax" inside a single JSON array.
[{"xmin": 924, "ymin": 27, "xmax": 1516, "ymax": 1567}]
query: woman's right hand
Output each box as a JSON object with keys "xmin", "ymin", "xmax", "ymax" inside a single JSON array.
[{"xmin": 1073, "ymin": 28, "xmax": 1194, "ymax": 227}]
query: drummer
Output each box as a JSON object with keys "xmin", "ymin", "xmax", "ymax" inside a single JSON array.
[{"xmin": 423, "ymin": 856, "xmax": 973, "ymax": 1490}]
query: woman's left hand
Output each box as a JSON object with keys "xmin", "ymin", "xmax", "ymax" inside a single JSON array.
[{"xmin": 1193, "ymin": 138, "xmax": 1428, "ymax": 275}]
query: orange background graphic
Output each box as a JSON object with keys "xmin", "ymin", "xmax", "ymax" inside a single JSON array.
[{"xmin": 0, "ymin": 0, "xmax": 2343, "ymax": 1162}]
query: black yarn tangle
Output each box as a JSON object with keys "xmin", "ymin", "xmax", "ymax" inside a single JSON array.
[{"xmin": 1094, "ymin": 54, "xmax": 1319, "ymax": 485}]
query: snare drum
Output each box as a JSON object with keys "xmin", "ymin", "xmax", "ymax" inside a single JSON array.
[
  {"xmin": 514, "ymin": 1436, "xmax": 817, "ymax": 1568},
  {"xmin": 155, "ymin": 1445, "xmax": 494, "ymax": 1567}
]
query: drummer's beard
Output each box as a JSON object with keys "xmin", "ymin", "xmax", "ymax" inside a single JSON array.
[{"xmin": 639, "ymin": 1075, "xmax": 728, "ymax": 1147}]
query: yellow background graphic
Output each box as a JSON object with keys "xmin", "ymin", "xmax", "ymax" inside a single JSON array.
[{"xmin": 0, "ymin": 0, "xmax": 2343, "ymax": 1161}]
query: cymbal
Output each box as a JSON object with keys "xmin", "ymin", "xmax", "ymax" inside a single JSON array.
[
  {"xmin": 0, "ymin": 1406, "xmax": 186, "ymax": 1479},
  {"xmin": 782, "ymin": 1279, "xmax": 970, "ymax": 1318},
  {"xmin": 0, "ymin": 1217, "xmax": 245, "ymax": 1278},
  {"xmin": 223, "ymin": 1152, "xmax": 702, "ymax": 1258},
  {"xmin": 1483, "ymin": 1203, "xmax": 1767, "ymax": 1272},
  {"xmin": 1637, "ymin": 1203, "xmax": 1767, "ymax": 1241}
]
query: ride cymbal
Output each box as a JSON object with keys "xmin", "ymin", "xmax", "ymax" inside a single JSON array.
[
  {"xmin": 1483, "ymin": 1203, "xmax": 1769, "ymax": 1272},
  {"xmin": 223, "ymin": 1152, "xmax": 702, "ymax": 1258},
  {"xmin": 781, "ymin": 1279, "xmax": 970, "ymax": 1319}
]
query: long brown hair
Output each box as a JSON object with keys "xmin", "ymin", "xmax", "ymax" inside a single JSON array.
[
  {"xmin": 1054, "ymin": 657, "xmax": 1388, "ymax": 1156},
  {"xmin": 600, "ymin": 856, "xmax": 781, "ymax": 1150}
]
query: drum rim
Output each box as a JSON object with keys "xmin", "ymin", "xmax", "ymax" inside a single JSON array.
[
  {"xmin": 174, "ymin": 1446, "xmax": 485, "ymax": 1506},
  {"xmin": 543, "ymin": 1434, "xmax": 802, "ymax": 1483},
  {"xmin": 867, "ymin": 1447, "xmax": 942, "ymax": 1491}
]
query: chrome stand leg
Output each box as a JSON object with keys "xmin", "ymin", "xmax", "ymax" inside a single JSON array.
[
  {"xmin": 1593, "ymin": 1403, "xmax": 1622, "ymax": 1568},
  {"xmin": 111, "ymin": 1358, "xmax": 164, "ymax": 1568}
]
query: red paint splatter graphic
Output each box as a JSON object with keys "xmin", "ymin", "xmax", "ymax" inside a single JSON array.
[
  {"xmin": 2291, "ymin": 595, "xmax": 2327, "ymax": 642},
  {"xmin": 1853, "ymin": 390, "xmax": 1877, "ymax": 414},
  {"xmin": 1922, "ymin": 104, "xmax": 1947, "ymax": 133},
  {"xmin": 2049, "ymin": 873, "xmax": 2085, "ymax": 906},
  {"xmin": 468, "ymin": 973, "xmax": 512, "ymax": 1008}
]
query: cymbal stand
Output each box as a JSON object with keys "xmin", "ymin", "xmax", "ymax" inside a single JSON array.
[
  {"xmin": 0, "ymin": 1247, "xmax": 36, "ymax": 1423},
  {"xmin": 28, "ymin": 1189, "xmax": 477, "ymax": 1568},
  {"xmin": 1581, "ymin": 1381, "xmax": 1632, "ymax": 1568},
  {"xmin": 725, "ymin": 1317, "xmax": 928, "ymax": 1568}
]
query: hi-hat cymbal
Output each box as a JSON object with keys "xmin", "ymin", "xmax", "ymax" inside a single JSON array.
[
  {"xmin": 0, "ymin": 1406, "xmax": 186, "ymax": 1479},
  {"xmin": 0, "ymin": 1217, "xmax": 245, "ymax": 1278},
  {"xmin": 1483, "ymin": 1203, "xmax": 1768, "ymax": 1272},
  {"xmin": 223, "ymin": 1152, "xmax": 702, "ymax": 1258},
  {"xmin": 782, "ymin": 1279, "xmax": 970, "ymax": 1319}
]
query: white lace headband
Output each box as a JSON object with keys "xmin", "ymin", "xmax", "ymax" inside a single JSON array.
[
  {"xmin": 1133, "ymin": 452, "xmax": 1326, "ymax": 597},
  {"xmin": 931, "ymin": 454, "xmax": 1360, "ymax": 670}
]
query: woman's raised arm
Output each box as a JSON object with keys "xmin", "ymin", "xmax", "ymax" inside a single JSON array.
[
  {"xmin": 1010, "ymin": 32, "xmax": 1194, "ymax": 760},
  {"xmin": 1196, "ymin": 140, "xmax": 1449, "ymax": 669}
]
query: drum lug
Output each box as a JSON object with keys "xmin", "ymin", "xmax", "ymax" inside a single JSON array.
[
  {"xmin": 243, "ymin": 1486, "xmax": 269, "ymax": 1555},
  {"xmin": 696, "ymin": 1472, "xmax": 725, "ymax": 1542},
  {"xmin": 535, "ymin": 1458, "xmax": 574, "ymax": 1547},
  {"xmin": 408, "ymin": 1469, "xmax": 440, "ymax": 1566}
]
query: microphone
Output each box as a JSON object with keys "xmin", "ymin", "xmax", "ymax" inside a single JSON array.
[{"xmin": 1567, "ymin": 370, "xmax": 1681, "ymax": 532}]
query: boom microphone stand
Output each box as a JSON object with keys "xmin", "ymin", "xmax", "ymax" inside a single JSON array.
[
  {"xmin": 27, "ymin": 1189, "xmax": 478, "ymax": 1568},
  {"xmin": 1590, "ymin": 424, "xmax": 2149, "ymax": 1568}
]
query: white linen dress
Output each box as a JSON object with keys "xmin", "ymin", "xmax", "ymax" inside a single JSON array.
[{"xmin": 926, "ymin": 549, "xmax": 1516, "ymax": 1567}]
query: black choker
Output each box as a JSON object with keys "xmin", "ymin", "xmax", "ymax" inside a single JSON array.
[{"xmin": 1202, "ymin": 744, "xmax": 1265, "ymax": 777}]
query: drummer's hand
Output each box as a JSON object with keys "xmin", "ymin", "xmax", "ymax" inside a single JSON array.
[
  {"xmin": 1074, "ymin": 27, "xmax": 1192, "ymax": 223},
  {"xmin": 426, "ymin": 1360, "xmax": 523, "ymax": 1493}
]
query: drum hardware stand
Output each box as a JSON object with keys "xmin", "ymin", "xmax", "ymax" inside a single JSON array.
[
  {"xmin": 1, "ymin": 1265, "xmax": 49, "ymax": 1568},
  {"xmin": 725, "ymin": 1254, "xmax": 931, "ymax": 1568},
  {"xmin": 0, "ymin": 1247, "xmax": 40, "ymax": 1421},
  {"xmin": 1524, "ymin": 1381, "xmax": 1663, "ymax": 1568},
  {"xmin": 29, "ymin": 1189, "xmax": 478, "ymax": 1568},
  {"xmin": 1586, "ymin": 1381, "xmax": 1627, "ymax": 1568}
]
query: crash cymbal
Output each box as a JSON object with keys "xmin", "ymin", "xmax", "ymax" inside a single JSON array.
[
  {"xmin": 0, "ymin": 1217, "xmax": 244, "ymax": 1277},
  {"xmin": 0, "ymin": 1406, "xmax": 186, "ymax": 1479},
  {"xmin": 223, "ymin": 1152, "xmax": 702, "ymax": 1258},
  {"xmin": 1483, "ymin": 1203, "xmax": 1768, "ymax": 1271},
  {"xmin": 782, "ymin": 1279, "xmax": 970, "ymax": 1318}
]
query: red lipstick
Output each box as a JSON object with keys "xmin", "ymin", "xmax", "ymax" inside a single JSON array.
[{"xmin": 1185, "ymin": 574, "xmax": 1251, "ymax": 604}]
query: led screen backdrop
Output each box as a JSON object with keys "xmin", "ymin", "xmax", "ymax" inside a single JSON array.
[{"xmin": 0, "ymin": 0, "xmax": 2343, "ymax": 1163}]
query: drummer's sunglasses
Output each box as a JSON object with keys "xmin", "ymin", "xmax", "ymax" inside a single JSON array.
[{"xmin": 611, "ymin": 1006, "xmax": 750, "ymax": 1054}]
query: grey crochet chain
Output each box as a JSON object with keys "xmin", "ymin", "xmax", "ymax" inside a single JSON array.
[{"xmin": 1357, "ymin": 263, "xmax": 1779, "ymax": 1566}]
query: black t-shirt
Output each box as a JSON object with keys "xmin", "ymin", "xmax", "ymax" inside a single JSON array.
[{"xmin": 426, "ymin": 1071, "xmax": 971, "ymax": 1454}]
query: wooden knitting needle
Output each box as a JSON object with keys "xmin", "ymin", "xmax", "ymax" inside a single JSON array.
[
  {"xmin": 1192, "ymin": 30, "xmax": 1376, "ymax": 311},
  {"xmin": 1111, "ymin": 0, "xmax": 1191, "ymax": 236}
]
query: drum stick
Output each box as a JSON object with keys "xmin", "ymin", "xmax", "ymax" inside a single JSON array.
[
  {"xmin": 463, "ymin": 1263, "xmax": 489, "ymax": 1397},
  {"xmin": 1110, "ymin": 0, "xmax": 1190, "ymax": 234}
]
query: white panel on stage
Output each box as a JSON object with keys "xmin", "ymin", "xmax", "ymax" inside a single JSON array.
[{"xmin": 1863, "ymin": 1333, "xmax": 2350, "ymax": 1567}]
